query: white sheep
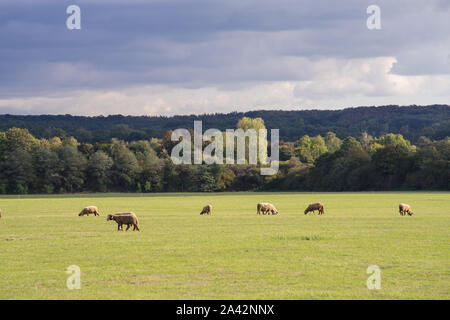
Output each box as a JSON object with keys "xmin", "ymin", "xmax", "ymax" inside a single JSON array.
[
  {"xmin": 107, "ymin": 212, "xmax": 140, "ymax": 231},
  {"xmin": 78, "ymin": 206, "xmax": 100, "ymax": 216},
  {"xmin": 399, "ymin": 203, "xmax": 413, "ymax": 216},
  {"xmin": 257, "ymin": 202, "xmax": 279, "ymax": 215}
]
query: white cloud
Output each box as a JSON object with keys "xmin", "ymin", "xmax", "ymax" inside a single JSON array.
[
  {"xmin": 293, "ymin": 57, "xmax": 425, "ymax": 99},
  {"xmin": 1, "ymin": 55, "xmax": 449, "ymax": 116}
]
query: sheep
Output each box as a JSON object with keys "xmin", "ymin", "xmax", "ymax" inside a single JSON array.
[
  {"xmin": 257, "ymin": 202, "xmax": 270, "ymax": 215},
  {"xmin": 107, "ymin": 212, "xmax": 140, "ymax": 231},
  {"xmin": 399, "ymin": 203, "xmax": 413, "ymax": 216},
  {"xmin": 304, "ymin": 202, "xmax": 324, "ymax": 215},
  {"xmin": 78, "ymin": 206, "xmax": 100, "ymax": 216},
  {"xmin": 257, "ymin": 202, "xmax": 267, "ymax": 215},
  {"xmin": 200, "ymin": 204, "xmax": 213, "ymax": 215},
  {"xmin": 257, "ymin": 202, "xmax": 279, "ymax": 215},
  {"xmin": 0, "ymin": 208, "xmax": 2, "ymax": 218}
]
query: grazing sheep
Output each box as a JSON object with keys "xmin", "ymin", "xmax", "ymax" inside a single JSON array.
[
  {"xmin": 257, "ymin": 202, "xmax": 270, "ymax": 215},
  {"xmin": 304, "ymin": 202, "xmax": 324, "ymax": 215},
  {"xmin": 257, "ymin": 202, "xmax": 279, "ymax": 215},
  {"xmin": 200, "ymin": 204, "xmax": 213, "ymax": 215},
  {"xmin": 107, "ymin": 212, "xmax": 140, "ymax": 231},
  {"xmin": 0, "ymin": 208, "xmax": 2, "ymax": 218},
  {"xmin": 399, "ymin": 203, "xmax": 413, "ymax": 216},
  {"xmin": 78, "ymin": 206, "xmax": 99, "ymax": 216}
]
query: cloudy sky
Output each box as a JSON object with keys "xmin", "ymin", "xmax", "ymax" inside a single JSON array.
[{"xmin": 0, "ymin": 0, "xmax": 449, "ymax": 115}]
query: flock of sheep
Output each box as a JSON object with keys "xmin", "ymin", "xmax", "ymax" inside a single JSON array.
[
  {"xmin": 200, "ymin": 202, "xmax": 325, "ymax": 216},
  {"xmin": 78, "ymin": 206, "xmax": 141, "ymax": 231},
  {"xmin": 69, "ymin": 201, "xmax": 413, "ymax": 232},
  {"xmin": 0, "ymin": 201, "xmax": 414, "ymax": 230}
]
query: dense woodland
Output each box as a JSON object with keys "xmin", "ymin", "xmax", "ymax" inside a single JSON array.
[
  {"xmin": 1, "ymin": 105, "xmax": 449, "ymax": 143},
  {"xmin": 0, "ymin": 108, "xmax": 448, "ymax": 194}
]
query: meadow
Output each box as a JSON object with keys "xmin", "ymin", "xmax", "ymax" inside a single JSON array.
[{"xmin": 0, "ymin": 192, "xmax": 448, "ymax": 300}]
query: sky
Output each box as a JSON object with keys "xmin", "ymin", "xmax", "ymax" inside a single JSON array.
[{"xmin": 0, "ymin": 0, "xmax": 449, "ymax": 116}]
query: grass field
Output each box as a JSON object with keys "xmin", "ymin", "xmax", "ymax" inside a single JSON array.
[{"xmin": 0, "ymin": 192, "xmax": 449, "ymax": 300}]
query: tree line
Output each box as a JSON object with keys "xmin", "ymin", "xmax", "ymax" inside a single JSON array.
[
  {"xmin": 1, "ymin": 105, "xmax": 449, "ymax": 143},
  {"xmin": 0, "ymin": 116, "xmax": 448, "ymax": 194}
]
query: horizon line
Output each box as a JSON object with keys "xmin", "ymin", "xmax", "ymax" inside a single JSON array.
[{"xmin": 0, "ymin": 104, "xmax": 448, "ymax": 118}]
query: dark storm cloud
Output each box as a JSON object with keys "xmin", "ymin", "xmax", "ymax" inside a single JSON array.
[{"xmin": 0, "ymin": 0, "xmax": 449, "ymax": 97}]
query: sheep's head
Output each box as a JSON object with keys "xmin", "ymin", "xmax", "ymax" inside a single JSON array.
[
  {"xmin": 407, "ymin": 210, "xmax": 414, "ymax": 216},
  {"xmin": 106, "ymin": 214, "xmax": 113, "ymax": 221},
  {"xmin": 78, "ymin": 211, "xmax": 83, "ymax": 216},
  {"xmin": 272, "ymin": 210, "xmax": 279, "ymax": 215}
]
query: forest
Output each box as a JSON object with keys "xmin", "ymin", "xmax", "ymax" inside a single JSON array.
[
  {"xmin": 0, "ymin": 110, "xmax": 448, "ymax": 194},
  {"xmin": 0, "ymin": 105, "xmax": 449, "ymax": 143}
]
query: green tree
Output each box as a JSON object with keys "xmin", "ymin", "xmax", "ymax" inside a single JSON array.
[
  {"xmin": 218, "ymin": 166, "xmax": 235, "ymax": 190},
  {"xmin": 407, "ymin": 138, "xmax": 449, "ymax": 189},
  {"xmin": 87, "ymin": 151, "xmax": 114, "ymax": 192},
  {"xmin": 62, "ymin": 136, "xmax": 79, "ymax": 148},
  {"xmin": 33, "ymin": 146, "xmax": 61, "ymax": 193},
  {"xmin": 0, "ymin": 131, "xmax": 7, "ymax": 161},
  {"xmin": 112, "ymin": 150, "xmax": 141, "ymax": 191},
  {"xmin": 111, "ymin": 124, "xmax": 133, "ymax": 141},
  {"xmin": 59, "ymin": 146, "xmax": 87, "ymax": 193},
  {"xmin": 324, "ymin": 132, "xmax": 342, "ymax": 153},
  {"xmin": 295, "ymin": 135, "xmax": 313, "ymax": 163},
  {"xmin": 310, "ymin": 135, "xmax": 328, "ymax": 159},
  {"xmin": 78, "ymin": 143, "xmax": 94, "ymax": 156},
  {"xmin": 73, "ymin": 128, "xmax": 93, "ymax": 142},
  {"xmin": 5, "ymin": 127, "xmax": 39, "ymax": 153},
  {"xmin": 279, "ymin": 143, "xmax": 294, "ymax": 161},
  {"xmin": 1, "ymin": 149, "xmax": 35, "ymax": 194},
  {"xmin": 367, "ymin": 142, "xmax": 383, "ymax": 155},
  {"xmin": 377, "ymin": 133, "xmax": 412, "ymax": 149},
  {"xmin": 359, "ymin": 132, "xmax": 374, "ymax": 150},
  {"xmin": 237, "ymin": 117, "xmax": 267, "ymax": 164},
  {"xmin": 339, "ymin": 137, "xmax": 362, "ymax": 154},
  {"xmin": 372, "ymin": 144, "xmax": 414, "ymax": 189},
  {"xmin": 48, "ymin": 137, "xmax": 63, "ymax": 151}
]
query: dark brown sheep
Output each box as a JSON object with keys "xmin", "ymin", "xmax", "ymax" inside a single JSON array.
[
  {"xmin": 304, "ymin": 202, "xmax": 324, "ymax": 215},
  {"xmin": 200, "ymin": 204, "xmax": 213, "ymax": 215},
  {"xmin": 107, "ymin": 212, "xmax": 140, "ymax": 231}
]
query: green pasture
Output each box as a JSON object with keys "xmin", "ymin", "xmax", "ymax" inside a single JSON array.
[{"xmin": 0, "ymin": 192, "xmax": 448, "ymax": 299}]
